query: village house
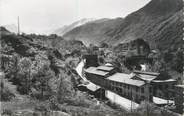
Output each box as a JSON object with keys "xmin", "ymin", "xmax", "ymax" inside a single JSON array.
[
  {"xmin": 114, "ymin": 38, "xmax": 150, "ymax": 57},
  {"xmin": 83, "ymin": 55, "xmax": 99, "ymax": 68}
]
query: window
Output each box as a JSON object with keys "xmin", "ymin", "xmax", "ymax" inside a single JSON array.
[
  {"xmin": 125, "ymin": 92, "xmax": 127, "ymax": 96},
  {"xmin": 141, "ymin": 88, "xmax": 144, "ymax": 93},
  {"xmin": 117, "ymin": 88, "xmax": 122, "ymax": 93},
  {"xmin": 128, "ymin": 92, "xmax": 130, "ymax": 97},
  {"xmin": 115, "ymin": 87, "xmax": 119, "ymax": 92},
  {"xmin": 149, "ymin": 87, "xmax": 152, "ymax": 93},
  {"xmin": 115, "ymin": 82, "xmax": 119, "ymax": 87},
  {"xmin": 159, "ymin": 85, "xmax": 163, "ymax": 90},
  {"xmin": 141, "ymin": 96, "xmax": 145, "ymax": 101},
  {"xmin": 111, "ymin": 81, "xmax": 114, "ymax": 86},
  {"xmin": 119, "ymin": 88, "xmax": 122, "ymax": 93},
  {"xmin": 165, "ymin": 84, "xmax": 168, "ymax": 89},
  {"xmin": 154, "ymin": 86, "xmax": 157, "ymax": 90},
  {"xmin": 124, "ymin": 84, "xmax": 126, "ymax": 88},
  {"xmin": 136, "ymin": 87, "xmax": 139, "ymax": 92},
  {"xmin": 172, "ymin": 85, "xmax": 175, "ymax": 89},
  {"xmin": 149, "ymin": 95, "xmax": 152, "ymax": 101},
  {"xmin": 135, "ymin": 94, "xmax": 138, "ymax": 99}
]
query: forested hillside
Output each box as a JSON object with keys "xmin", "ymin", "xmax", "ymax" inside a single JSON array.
[
  {"xmin": 1, "ymin": 29, "xmax": 125, "ymax": 116},
  {"xmin": 64, "ymin": 0, "xmax": 183, "ymax": 52}
]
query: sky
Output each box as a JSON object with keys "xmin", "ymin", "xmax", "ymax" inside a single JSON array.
[{"xmin": 0, "ymin": 0, "xmax": 151, "ymax": 34}]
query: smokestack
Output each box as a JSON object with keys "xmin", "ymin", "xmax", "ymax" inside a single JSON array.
[{"xmin": 17, "ymin": 16, "xmax": 20, "ymax": 35}]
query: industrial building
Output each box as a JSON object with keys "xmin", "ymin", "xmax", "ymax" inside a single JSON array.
[
  {"xmin": 84, "ymin": 64, "xmax": 177, "ymax": 107},
  {"xmin": 84, "ymin": 65, "xmax": 153, "ymax": 104}
]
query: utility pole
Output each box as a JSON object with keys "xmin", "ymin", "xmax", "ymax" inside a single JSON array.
[
  {"xmin": 17, "ymin": 16, "xmax": 20, "ymax": 35},
  {"xmin": 131, "ymin": 88, "xmax": 133, "ymax": 112},
  {"xmin": 146, "ymin": 81, "xmax": 150, "ymax": 116}
]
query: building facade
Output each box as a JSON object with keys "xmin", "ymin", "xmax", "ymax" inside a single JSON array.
[
  {"xmin": 85, "ymin": 65, "xmax": 153, "ymax": 104},
  {"xmin": 132, "ymin": 70, "xmax": 177, "ymax": 100},
  {"xmin": 174, "ymin": 85, "xmax": 184, "ymax": 114},
  {"xmin": 114, "ymin": 38, "xmax": 150, "ymax": 57}
]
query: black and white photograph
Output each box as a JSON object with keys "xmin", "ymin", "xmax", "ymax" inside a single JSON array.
[{"xmin": 0, "ymin": 0, "xmax": 183, "ymax": 115}]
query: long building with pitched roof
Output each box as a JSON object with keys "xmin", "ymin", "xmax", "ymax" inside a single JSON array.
[{"xmin": 84, "ymin": 64, "xmax": 177, "ymax": 106}]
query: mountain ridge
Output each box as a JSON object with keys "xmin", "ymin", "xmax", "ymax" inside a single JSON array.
[
  {"xmin": 53, "ymin": 18, "xmax": 96, "ymax": 36},
  {"xmin": 2, "ymin": 24, "xmax": 18, "ymax": 34},
  {"xmin": 63, "ymin": 0, "xmax": 183, "ymax": 50}
]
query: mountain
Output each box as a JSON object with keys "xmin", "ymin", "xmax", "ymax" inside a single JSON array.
[
  {"xmin": 53, "ymin": 18, "xmax": 95, "ymax": 36},
  {"xmin": 3, "ymin": 24, "xmax": 18, "ymax": 34},
  {"xmin": 63, "ymin": 0, "xmax": 183, "ymax": 50},
  {"xmin": 0, "ymin": 26, "xmax": 12, "ymax": 35},
  {"xmin": 63, "ymin": 18, "xmax": 123, "ymax": 46}
]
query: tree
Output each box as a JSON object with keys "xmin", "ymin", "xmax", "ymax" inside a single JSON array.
[
  {"xmin": 164, "ymin": 52, "xmax": 173, "ymax": 63},
  {"xmin": 137, "ymin": 101, "xmax": 158, "ymax": 116},
  {"xmin": 35, "ymin": 64, "xmax": 54, "ymax": 99},
  {"xmin": 18, "ymin": 57, "xmax": 32, "ymax": 94},
  {"xmin": 172, "ymin": 49, "xmax": 183, "ymax": 73},
  {"xmin": 57, "ymin": 71, "xmax": 74, "ymax": 103},
  {"xmin": 100, "ymin": 42, "xmax": 108, "ymax": 48}
]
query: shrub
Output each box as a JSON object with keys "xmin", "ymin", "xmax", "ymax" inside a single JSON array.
[
  {"xmin": 2, "ymin": 109, "xmax": 13, "ymax": 116},
  {"xmin": 0, "ymin": 82, "xmax": 15, "ymax": 101},
  {"xmin": 49, "ymin": 96, "xmax": 61, "ymax": 111},
  {"xmin": 34, "ymin": 103, "xmax": 50, "ymax": 111}
]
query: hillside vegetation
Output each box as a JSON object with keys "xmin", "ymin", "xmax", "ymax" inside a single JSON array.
[{"xmin": 0, "ymin": 31, "xmax": 126, "ymax": 116}]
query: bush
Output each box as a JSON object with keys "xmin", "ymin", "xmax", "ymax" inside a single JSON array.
[
  {"xmin": 65, "ymin": 97, "xmax": 90, "ymax": 108},
  {"xmin": 35, "ymin": 104, "xmax": 49, "ymax": 112},
  {"xmin": 17, "ymin": 84, "xmax": 29, "ymax": 94},
  {"xmin": 0, "ymin": 82, "xmax": 15, "ymax": 101},
  {"xmin": 34, "ymin": 103, "xmax": 53, "ymax": 116},
  {"xmin": 49, "ymin": 96, "xmax": 61, "ymax": 111},
  {"xmin": 1, "ymin": 109, "xmax": 13, "ymax": 116},
  {"xmin": 136, "ymin": 101, "xmax": 158, "ymax": 116}
]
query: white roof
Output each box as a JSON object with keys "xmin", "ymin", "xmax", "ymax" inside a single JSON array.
[
  {"xmin": 175, "ymin": 85, "xmax": 184, "ymax": 88},
  {"xmin": 109, "ymin": 73, "xmax": 132, "ymax": 79},
  {"xmin": 152, "ymin": 79, "xmax": 176, "ymax": 83},
  {"xmin": 86, "ymin": 82, "xmax": 100, "ymax": 91},
  {"xmin": 107, "ymin": 73, "xmax": 145, "ymax": 87},
  {"xmin": 97, "ymin": 65, "xmax": 114, "ymax": 71},
  {"xmin": 105, "ymin": 63, "xmax": 113, "ymax": 67},
  {"xmin": 153, "ymin": 96, "xmax": 174, "ymax": 105},
  {"xmin": 137, "ymin": 74, "xmax": 157, "ymax": 81},
  {"xmin": 85, "ymin": 67, "xmax": 109, "ymax": 76},
  {"xmin": 151, "ymin": 50, "xmax": 158, "ymax": 53},
  {"xmin": 134, "ymin": 70, "xmax": 160, "ymax": 76}
]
